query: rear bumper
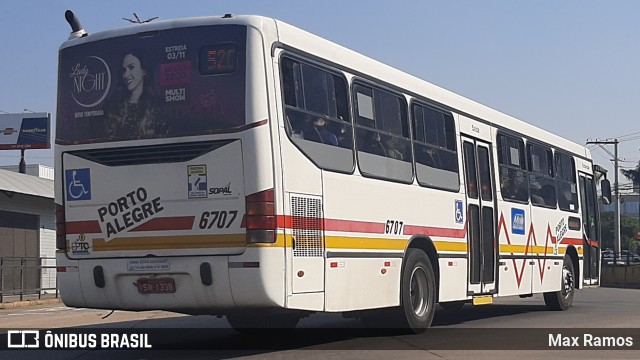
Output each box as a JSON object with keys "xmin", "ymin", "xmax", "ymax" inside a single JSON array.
[{"xmin": 56, "ymin": 248, "xmax": 286, "ymax": 313}]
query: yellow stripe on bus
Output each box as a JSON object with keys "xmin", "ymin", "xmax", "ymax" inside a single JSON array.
[
  {"xmin": 500, "ymin": 244, "xmax": 583, "ymax": 255},
  {"xmin": 93, "ymin": 234, "xmax": 245, "ymax": 251},
  {"xmin": 249, "ymin": 234, "xmax": 468, "ymax": 253},
  {"xmin": 99, "ymin": 232, "xmax": 582, "ymax": 256}
]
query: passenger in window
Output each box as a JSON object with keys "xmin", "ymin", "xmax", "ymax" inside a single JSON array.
[
  {"xmin": 303, "ymin": 116, "xmax": 338, "ymax": 145},
  {"xmin": 335, "ymin": 123, "xmax": 350, "ymax": 147},
  {"xmin": 365, "ymin": 132, "xmax": 387, "ymax": 156},
  {"xmin": 481, "ymin": 183, "xmax": 491, "ymax": 199},
  {"xmin": 530, "ymin": 181, "xmax": 544, "ymax": 205},
  {"xmin": 385, "ymin": 137, "xmax": 405, "ymax": 160},
  {"xmin": 514, "ymin": 171, "xmax": 529, "ymax": 201},
  {"xmin": 421, "ymin": 147, "xmax": 438, "ymax": 167},
  {"xmin": 541, "ymin": 184, "xmax": 556, "ymax": 206}
]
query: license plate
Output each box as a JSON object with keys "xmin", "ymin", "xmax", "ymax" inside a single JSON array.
[{"xmin": 136, "ymin": 277, "xmax": 176, "ymax": 294}]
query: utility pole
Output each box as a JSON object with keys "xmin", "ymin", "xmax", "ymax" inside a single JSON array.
[{"xmin": 587, "ymin": 139, "xmax": 620, "ymax": 258}]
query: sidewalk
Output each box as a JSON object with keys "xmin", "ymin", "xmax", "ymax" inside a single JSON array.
[{"xmin": 0, "ymin": 293, "xmax": 62, "ymax": 309}]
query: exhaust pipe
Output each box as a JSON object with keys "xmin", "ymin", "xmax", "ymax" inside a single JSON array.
[{"xmin": 65, "ymin": 10, "xmax": 88, "ymax": 39}]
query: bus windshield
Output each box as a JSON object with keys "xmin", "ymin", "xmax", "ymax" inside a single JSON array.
[{"xmin": 56, "ymin": 25, "xmax": 247, "ymax": 144}]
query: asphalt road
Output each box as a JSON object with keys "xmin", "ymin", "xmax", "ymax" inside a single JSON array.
[{"xmin": 1, "ymin": 286, "xmax": 639, "ymax": 359}]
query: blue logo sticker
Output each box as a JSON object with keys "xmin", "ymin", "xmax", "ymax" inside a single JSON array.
[
  {"xmin": 65, "ymin": 168, "xmax": 91, "ymax": 201},
  {"xmin": 455, "ymin": 200, "xmax": 464, "ymax": 224},
  {"xmin": 511, "ymin": 208, "xmax": 525, "ymax": 235}
]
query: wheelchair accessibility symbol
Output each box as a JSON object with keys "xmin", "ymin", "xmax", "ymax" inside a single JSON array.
[
  {"xmin": 65, "ymin": 168, "xmax": 91, "ymax": 201},
  {"xmin": 455, "ymin": 200, "xmax": 464, "ymax": 224}
]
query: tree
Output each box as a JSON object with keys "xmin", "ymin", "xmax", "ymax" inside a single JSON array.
[
  {"xmin": 621, "ymin": 161, "xmax": 640, "ymax": 192},
  {"xmin": 600, "ymin": 212, "xmax": 638, "ymax": 254},
  {"xmin": 621, "ymin": 161, "xmax": 640, "ymax": 249}
]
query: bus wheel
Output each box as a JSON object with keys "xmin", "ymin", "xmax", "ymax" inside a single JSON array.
[
  {"xmin": 226, "ymin": 311, "xmax": 300, "ymax": 333},
  {"xmin": 543, "ymin": 256, "xmax": 575, "ymax": 311},
  {"xmin": 399, "ymin": 248, "xmax": 436, "ymax": 333}
]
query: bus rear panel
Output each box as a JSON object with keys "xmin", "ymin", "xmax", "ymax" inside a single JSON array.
[{"xmin": 55, "ymin": 18, "xmax": 283, "ymax": 313}]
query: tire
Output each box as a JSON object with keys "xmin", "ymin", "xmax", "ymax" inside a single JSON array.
[
  {"xmin": 543, "ymin": 255, "xmax": 575, "ymax": 311},
  {"xmin": 226, "ymin": 311, "xmax": 301, "ymax": 334},
  {"xmin": 399, "ymin": 248, "xmax": 437, "ymax": 333}
]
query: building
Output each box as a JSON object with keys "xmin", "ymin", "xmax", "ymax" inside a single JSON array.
[
  {"xmin": 0, "ymin": 166, "xmax": 56, "ymax": 297},
  {"xmin": 0, "ymin": 164, "xmax": 55, "ymax": 180},
  {"xmin": 602, "ymin": 192, "xmax": 640, "ymax": 218}
]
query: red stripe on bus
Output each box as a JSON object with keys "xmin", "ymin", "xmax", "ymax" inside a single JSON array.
[
  {"xmin": 131, "ymin": 216, "xmax": 196, "ymax": 232},
  {"xmin": 274, "ymin": 215, "xmax": 463, "ymax": 237},
  {"xmin": 403, "ymin": 224, "xmax": 466, "ymax": 239},
  {"xmin": 66, "ymin": 220, "xmax": 101, "ymax": 234},
  {"xmin": 275, "ymin": 216, "xmax": 384, "ymax": 233},
  {"xmin": 564, "ymin": 238, "xmax": 598, "ymax": 248},
  {"xmin": 324, "ymin": 218, "xmax": 385, "ymax": 233}
]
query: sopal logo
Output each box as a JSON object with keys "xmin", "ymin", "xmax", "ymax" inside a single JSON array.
[
  {"xmin": 70, "ymin": 56, "xmax": 111, "ymax": 108},
  {"xmin": 209, "ymin": 183, "xmax": 232, "ymax": 195}
]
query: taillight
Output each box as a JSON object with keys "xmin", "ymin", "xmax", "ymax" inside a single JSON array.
[
  {"xmin": 245, "ymin": 189, "xmax": 276, "ymax": 243},
  {"xmin": 56, "ymin": 204, "xmax": 67, "ymax": 250}
]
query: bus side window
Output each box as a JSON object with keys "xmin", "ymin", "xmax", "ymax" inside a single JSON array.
[
  {"xmin": 497, "ymin": 133, "xmax": 529, "ymax": 203},
  {"xmin": 527, "ymin": 143, "xmax": 557, "ymax": 208},
  {"xmin": 353, "ymin": 83, "xmax": 412, "ymax": 183},
  {"xmin": 555, "ymin": 152, "xmax": 578, "ymax": 212},
  {"xmin": 412, "ymin": 103, "xmax": 459, "ymax": 191},
  {"xmin": 280, "ymin": 56, "xmax": 354, "ymax": 173}
]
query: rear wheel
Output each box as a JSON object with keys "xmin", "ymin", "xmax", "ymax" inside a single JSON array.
[
  {"xmin": 543, "ymin": 255, "xmax": 575, "ymax": 311},
  {"xmin": 398, "ymin": 248, "xmax": 436, "ymax": 333}
]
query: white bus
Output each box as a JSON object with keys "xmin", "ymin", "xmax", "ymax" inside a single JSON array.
[{"xmin": 55, "ymin": 11, "xmax": 611, "ymax": 333}]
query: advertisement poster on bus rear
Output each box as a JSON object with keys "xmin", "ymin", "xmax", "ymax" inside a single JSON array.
[{"xmin": 56, "ymin": 25, "xmax": 247, "ymax": 144}]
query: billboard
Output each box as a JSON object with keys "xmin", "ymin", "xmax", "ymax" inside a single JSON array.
[
  {"xmin": 0, "ymin": 113, "xmax": 51, "ymax": 150},
  {"xmin": 56, "ymin": 25, "xmax": 247, "ymax": 144}
]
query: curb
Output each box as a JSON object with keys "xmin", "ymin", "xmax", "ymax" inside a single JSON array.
[
  {"xmin": 0, "ymin": 298, "xmax": 62, "ymax": 310},
  {"xmin": 600, "ymin": 284, "xmax": 640, "ymax": 290}
]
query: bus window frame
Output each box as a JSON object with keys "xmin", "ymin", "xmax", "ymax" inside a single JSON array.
[
  {"xmin": 496, "ymin": 132, "xmax": 530, "ymax": 205},
  {"xmin": 554, "ymin": 150, "xmax": 580, "ymax": 213},
  {"xmin": 278, "ymin": 53, "xmax": 356, "ymax": 175},
  {"xmin": 409, "ymin": 99, "xmax": 460, "ymax": 193},
  {"xmin": 526, "ymin": 140, "xmax": 558, "ymax": 209},
  {"xmin": 351, "ymin": 78, "xmax": 414, "ymax": 184}
]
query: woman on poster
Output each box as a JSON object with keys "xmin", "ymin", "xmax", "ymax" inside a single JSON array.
[{"xmin": 106, "ymin": 49, "xmax": 168, "ymax": 139}]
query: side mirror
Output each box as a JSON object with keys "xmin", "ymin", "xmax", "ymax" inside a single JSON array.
[{"xmin": 601, "ymin": 179, "xmax": 612, "ymax": 205}]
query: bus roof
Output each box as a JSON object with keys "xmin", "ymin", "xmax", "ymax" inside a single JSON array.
[
  {"xmin": 60, "ymin": 13, "xmax": 590, "ymax": 160},
  {"xmin": 273, "ymin": 18, "xmax": 590, "ymax": 159}
]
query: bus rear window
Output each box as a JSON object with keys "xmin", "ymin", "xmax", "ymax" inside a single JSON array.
[{"xmin": 56, "ymin": 25, "xmax": 246, "ymax": 144}]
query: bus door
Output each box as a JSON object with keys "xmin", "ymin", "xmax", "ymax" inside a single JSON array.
[
  {"xmin": 462, "ymin": 136, "xmax": 497, "ymax": 295},
  {"xmin": 578, "ymin": 173, "xmax": 600, "ymax": 285}
]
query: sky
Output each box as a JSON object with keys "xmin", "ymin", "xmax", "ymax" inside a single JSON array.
[{"xmin": 1, "ymin": 1, "xmax": 639, "ymax": 188}]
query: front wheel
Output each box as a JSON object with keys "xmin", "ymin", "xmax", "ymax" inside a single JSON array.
[
  {"xmin": 543, "ymin": 255, "xmax": 575, "ymax": 311},
  {"xmin": 399, "ymin": 248, "xmax": 436, "ymax": 333}
]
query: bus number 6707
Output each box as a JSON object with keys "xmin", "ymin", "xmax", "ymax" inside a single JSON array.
[
  {"xmin": 199, "ymin": 210, "xmax": 238, "ymax": 229},
  {"xmin": 385, "ymin": 220, "xmax": 404, "ymax": 235}
]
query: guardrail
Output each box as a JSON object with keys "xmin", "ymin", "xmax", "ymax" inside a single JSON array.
[
  {"xmin": 602, "ymin": 253, "xmax": 640, "ymax": 267},
  {"xmin": 0, "ymin": 256, "xmax": 58, "ymax": 303}
]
